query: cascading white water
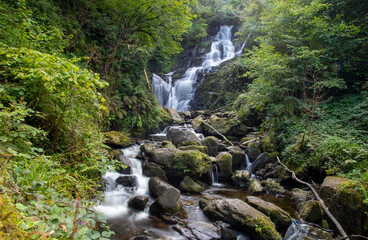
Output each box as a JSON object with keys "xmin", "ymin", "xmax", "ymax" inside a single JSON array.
[
  {"xmin": 96, "ymin": 145, "xmax": 149, "ymax": 218},
  {"xmin": 153, "ymin": 25, "xmax": 245, "ymax": 112}
]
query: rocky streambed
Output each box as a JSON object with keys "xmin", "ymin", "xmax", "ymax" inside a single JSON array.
[{"xmin": 98, "ymin": 108, "xmax": 367, "ymax": 239}]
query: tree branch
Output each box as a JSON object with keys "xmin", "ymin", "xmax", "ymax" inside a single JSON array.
[
  {"xmin": 277, "ymin": 156, "xmax": 349, "ymax": 239},
  {"xmin": 202, "ymin": 122, "xmax": 234, "ymax": 146}
]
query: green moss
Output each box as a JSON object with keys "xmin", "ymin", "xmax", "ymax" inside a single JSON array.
[{"xmin": 104, "ymin": 131, "xmax": 132, "ymax": 147}]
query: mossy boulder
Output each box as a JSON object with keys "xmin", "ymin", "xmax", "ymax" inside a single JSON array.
[
  {"xmin": 298, "ymin": 200, "xmax": 323, "ymax": 225},
  {"xmin": 245, "ymin": 196, "xmax": 292, "ymax": 229},
  {"xmin": 319, "ymin": 176, "xmax": 368, "ymax": 235},
  {"xmin": 200, "ymin": 197, "xmax": 281, "ymax": 240},
  {"xmin": 179, "ymin": 145, "xmax": 208, "ymax": 153},
  {"xmin": 262, "ymin": 178, "xmax": 285, "ymax": 195},
  {"xmin": 216, "ymin": 152, "xmax": 233, "ymax": 180},
  {"xmin": 228, "ymin": 146, "xmax": 246, "ymax": 171},
  {"xmin": 179, "ymin": 176, "xmax": 204, "ymax": 193},
  {"xmin": 248, "ymin": 179, "xmax": 264, "ymax": 195},
  {"xmin": 150, "ymin": 187, "xmax": 183, "ymax": 216},
  {"xmin": 202, "ymin": 113, "xmax": 248, "ymax": 138},
  {"xmin": 231, "ymin": 170, "xmax": 251, "ymax": 188},
  {"xmin": 152, "ymin": 148, "xmax": 212, "ymax": 183},
  {"xmin": 251, "ymin": 152, "xmax": 271, "ymax": 173},
  {"xmin": 149, "ymin": 176, "xmax": 176, "ymax": 198},
  {"xmin": 143, "ymin": 162, "xmax": 168, "ymax": 182},
  {"xmin": 166, "ymin": 107, "xmax": 185, "ymax": 124},
  {"xmin": 104, "ymin": 131, "xmax": 132, "ymax": 149},
  {"xmin": 167, "ymin": 128, "xmax": 201, "ymax": 147},
  {"xmin": 191, "ymin": 115, "xmax": 205, "ymax": 132},
  {"xmin": 202, "ymin": 136, "xmax": 219, "ymax": 157},
  {"xmin": 140, "ymin": 143, "xmax": 156, "ymax": 159},
  {"xmin": 161, "ymin": 140, "xmax": 176, "ymax": 149}
]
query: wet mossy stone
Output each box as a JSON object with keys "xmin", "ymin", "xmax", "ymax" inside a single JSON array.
[
  {"xmin": 178, "ymin": 145, "xmax": 208, "ymax": 153},
  {"xmin": 165, "ymin": 107, "xmax": 185, "ymax": 124},
  {"xmin": 200, "ymin": 197, "xmax": 281, "ymax": 240},
  {"xmin": 298, "ymin": 200, "xmax": 323, "ymax": 225},
  {"xmin": 161, "ymin": 140, "xmax": 176, "ymax": 149},
  {"xmin": 167, "ymin": 128, "xmax": 201, "ymax": 147},
  {"xmin": 148, "ymin": 176, "xmax": 176, "ymax": 198},
  {"xmin": 104, "ymin": 131, "xmax": 132, "ymax": 149},
  {"xmin": 202, "ymin": 136, "xmax": 219, "ymax": 157},
  {"xmin": 231, "ymin": 170, "xmax": 251, "ymax": 188},
  {"xmin": 116, "ymin": 175, "xmax": 138, "ymax": 187},
  {"xmin": 149, "ymin": 187, "xmax": 183, "ymax": 216},
  {"xmin": 191, "ymin": 115, "xmax": 205, "ymax": 132},
  {"xmin": 246, "ymin": 196, "xmax": 292, "ymax": 229},
  {"xmin": 140, "ymin": 143, "xmax": 156, "ymax": 159},
  {"xmin": 228, "ymin": 146, "xmax": 245, "ymax": 171},
  {"xmin": 262, "ymin": 178, "xmax": 285, "ymax": 195},
  {"xmin": 251, "ymin": 152, "xmax": 271, "ymax": 173},
  {"xmin": 216, "ymin": 152, "xmax": 233, "ymax": 180},
  {"xmin": 143, "ymin": 162, "xmax": 168, "ymax": 182},
  {"xmin": 179, "ymin": 176, "xmax": 204, "ymax": 193},
  {"xmin": 248, "ymin": 179, "xmax": 264, "ymax": 195},
  {"xmin": 128, "ymin": 195, "xmax": 149, "ymax": 211}
]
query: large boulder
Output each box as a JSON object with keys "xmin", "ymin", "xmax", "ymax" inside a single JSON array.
[
  {"xmin": 104, "ymin": 131, "xmax": 132, "ymax": 149},
  {"xmin": 202, "ymin": 113, "xmax": 248, "ymax": 138},
  {"xmin": 116, "ymin": 175, "xmax": 138, "ymax": 187},
  {"xmin": 178, "ymin": 145, "xmax": 208, "ymax": 153},
  {"xmin": 200, "ymin": 196, "xmax": 281, "ymax": 240},
  {"xmin": 167, "ymin": 128, "xmax": 201, "ymax": 147},
  {"xmin": 245, "ymin": 196, "xmax": 292, "ymax": 229},
  {"xmin": 143, "ymin": 162, "xmax": 168, "ymax": 182},
  {"xmin": 152, "ymin": 148, "xmax": 212, "ymax": 183},
  {"xmin": 128, "ymin": 195, "xmax": 149, "ymax": 211},
  {"xmin": 150, "ymin": 187, "xmax": 183, "ymax": 216},
  {"xmin": 140, "ymin": 143, "xmax": 156, "ymax": 159},
  {"xmin": 251, "ymin": 152, "xmax": 271, "ymax": 173},
  {"xmin": 228, "ymin": 146, "xmax": 246, "ymax": 171},
  {"xmin": 319, "ymin": 176, "xmax": 368, "ymax": 235},
  {"xmin": 216, "ymin": 152, "xmax": 233, "ymax": 180},
  {"xmin": 246, "ymin": 146, "xmax": 261, "ymax": 162},
  {"xmin": 202, "ymin": 136, "xmax": 219, "ymax": 157},
  {"xmin": 231, "ymin": 170, "xmax": 251, "ymax": 187},
  {"xmin": 248, "ymin": 179, "xmax": 264, "ymax": 195},
  {"xmin": 166, "ymin": 108, "xmax": 185, "ymax": 124},
  {"xmin": 148, "ymin": 176, "xmax": 175, "ymax": 198},
  {"xmin": 298, "ymin": 200, "xmax": 323, "ymax": 225},
  {"xmin": 191, "ymin": 115, "xmax": 205, "ymax": 132},
  {"xmin": 179, "ymin": 176, "xmax": 204, "ymax": 193}
]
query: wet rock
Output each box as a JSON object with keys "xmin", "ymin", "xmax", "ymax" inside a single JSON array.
[
  {"xmin": 264, "ymin": 165, "xmax": 283, "ymax": 179},
  {"xmin": 178, "ymin": 145, "xmax": 208, "ymax": 153},
  {"xmin": 251, "ymin": 152, "xmax": 271, "ymax": 173},
  {"xmin": 320, "ymin": 176, "xmax": 367, "ymax": 235},
  {"xmin": 191, "ymin": 115, "xmax": 205, "ymax": 132},
  {"xmin": 110, "ymin": 150, "xmax": 132, "ymax": 174},
  {"xmin": 186, "ymin": 222, "xmax": 221, "ymax": 240},
  {"xmin": 246, "ymin": 146, "xmax": 261, "ymax": 162},
  {"xmin": 202, "ymin": 136, "xmax": 219, "ymax": 157},
  {"xmin": 202, "ymin": 114, "xmax": 248, "ymax": 138},
  {"xmin": 179, "ymin": 176, "xmax": 204, "ymax": 193},
  {"xmin": 262, "ymin": 178, "xmax": 285, "ymax": 195},
  {"xmin": 104, "ymin": 131, "xmax": 132, "ymax": 149},
  {"xmin": 166, "ymin": 107, "xmax": 185, "ymax": 124},
  {"xmin": 231, "ymin": 170, "xmax": 251, "ymax": 187},
  {"xmin": 148, "ymin": 176, "xmax": 176, "ymax": 198},
  {"xmin": 218, "ymin": 142, "xmax": 228, "ymax": 152},
  {"xmin": 149, "ymin": 187, "xmax": 183, "ymax": 216},
  {"xmin": 183, "ymin": 110, "xmax": 191, "ymax": 119},
  {"xmin": 116, "ymin": 175, "xmax": 138, "ymax": 187},
  {"xmin": 248, "ymin": 179, "xmax": 264, "ymax": 195},
  {"xmin": 228, "ymin": 146, "xmax": 246, "ymax": 171},
  {"xmin": 220, "ymin": 227, "xmax": 237, "ymax": 240},
  {"xmin": 200, "ymin": 197, "xmax": 281, "ymax": 240},
  {"xmin": 140, "ymin": 143, "xmax": 156, "ymax": 159},
  {"xmin": 285, "ymin": 220, "xmax": 333, "ymax": 240},
  {"xmin": 246, "ymin": 196, "xmax": 292, "ymax": 229},
  {"xmin": 167, "ymin": 128, "xmax": 201, "ymax": 147},
  {"xmin": 143, "ymin": 162, "xmax": 168, "ymax": 182},
  {"xmin": 255, "ymin": 168, "xmax": 266, "ymax": 177},
  {"xmin": 191, "ymin": 110, "xmax": 207, "ymax": 118},
  {"xmin": 291, "ymin": 188, "xmax": 313, "ymax": 203},
  {"xmin": 216, "ymin": 152, "xmax": 233, "ymax": 180},
  {"xmin": 298, "ymin": 200, "xmax": 323, "ymax": 225},
  {"xmin": 128, "ymin": 195, "xmax": 149, "ymax": 211}
]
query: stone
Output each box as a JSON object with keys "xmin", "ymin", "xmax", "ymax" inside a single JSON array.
[
  {"xmin": 179, "ymin": 176, "xmax": 204, "ymax": 193},
  {"xmin": 285, "ymin": 220, "xmax": 334, "ymax": 240},
  {"xmin": 218, "ymin": 142, "xmax": 228, "ymax": 152},
  {"xmin": 246, "ymin": 196, "xmax": 292, "ymax": 229},
  {"xmin": 216, "ymin": 152, "xmax": 233, "ymax": 180},
  {"xmin": 262, "ymin": 178, "xmax": 285, "ymax": 195},
  {"xmin": 291, "ymin": 188, "xmax": 313, "ymax": 203},
  {"xmin": 202, "ymin": 114, "xmax": 248, "ymax": 138},
  {"xmin": 251, "ymin": 152, "xmax": 271, "ymax": 173},
  {"xmin": 149, "ymin": 187, "xmax": 183, "ymax": 216},
  {"xmin": 148, "ymin": 176, "xmax": 176, "ymax": 198},
  {"xmin": 247, "ymin": 146, "xmax": 261, "ymax": 162},
  {"xmin": 110, "ymin": 150, "xmax": 133, "ymax": 174},
  {"xmin": 140, "ymin": 143, "xmax": 156, "ymax": 159},
  {"xmin": 191, "ymin": 115, "xmax": 205, "ymax": 132},
  {"xmin": 104, "ymin": 131, "xmax": 132, "ymax": 149},
  {"xmin": 298, "ymin": 200, "xmax": 323, "ymax": 225},
  {"xmin": 167, "ymin": 127, "xmax": 201, "ymax": 147},
  {"xmin": 183, "ymin": 110, "xmax": 191, "ymax": 119},
  {"xmin": 220, "ymin": 226, "xmax": 237, "ymax": 240},
  {"xmin": 202, "ymin": 136, "xmax": 219, "ymax": 157},
  {"xmin": 191, "ymin": 110, "xmax": 208, "ymax": 118},
  {"xmin": 128, "ymin": 195, "xmax": 149, "ymax": 211},
  {"xmin": 231, "ymin": 170, "xmax": 251, "ymax": 188},
  {"xmin": 264, "ymin": 165, "xmax": 283, "ymax": 179},
  {"xmin": 248, "ymin": 179, "xmax": 264, "ymax": 195},
  {"xmin": 186, "ymin": 222, "xmax": 221, "ymax": 240},
  {"xmin": 161, "ymin": 140, "xmax": 176, "ymax": 149},
  {"xmin": 319, "ymin": 176, "xmax": 367, "ymax": 235},
  {"xmin": 116, "ymin": 175, "xmax": 138, "ymax": 187},
  {"xmin": 228, "ymin": 146, "xmax": 246, "ymax": 171},
  {"xmin": 200, "ymin": 196, "xmax": 281, "ymax": 240},
  {"xmin": 179, "ymin": 145, "xmax": 208, "ymax": 153},
  {"xmin": 143, "ymin": 162, "xmax": 168, "ymax": 182},
  {"xmin": 166, "ymin": 107, "xmax": 185, "ymax": 124}
]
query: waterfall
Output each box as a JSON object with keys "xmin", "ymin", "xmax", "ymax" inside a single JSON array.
[
  {"xmin": 153, "ymin": 25, "xmax": 242, "ymax": 112},
  {"xmin": 211, "ymin": 163, "xmax": 219, "ymax": 185},
  {"xmin": 245, "ymin": 154, "xmax": 252, "ymax": 172}
]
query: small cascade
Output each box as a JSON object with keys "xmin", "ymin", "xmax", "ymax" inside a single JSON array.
[
  {"xmin": 153, "ymin": 25, "xmax": 244, "ymax": 112},
  {"xmin": 96, "ymin": 145, "xmax": 149, "ymax": 218},
  {"xmin": 211, "ymin": 163, "xmax": 219, "ymax": 185},
  {"xmin": 245, "ymin": 154, "xmax": 252, "ymax": 172},
  {"xmin": 284, "ymin": 219, "xmax": 332, "ymax": 240}
]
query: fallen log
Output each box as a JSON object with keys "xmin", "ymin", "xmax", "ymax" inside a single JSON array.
[
  {"xmin": 277, "ymin": 156, "xmax": 349, "ymax": 240},
  {"xmin": 202, "ymin": 122, "xmax": 234, "ymax": 146}
]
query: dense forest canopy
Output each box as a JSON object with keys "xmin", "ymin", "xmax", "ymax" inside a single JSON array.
[{"xmin": 0, "ymin": 0, "xmax": 367, "ymax": 239}]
